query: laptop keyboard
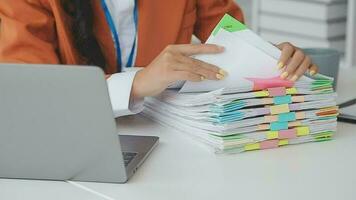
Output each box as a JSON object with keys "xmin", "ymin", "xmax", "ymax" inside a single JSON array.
[{"xmin": 122, "ymin": 152, "xmax": 138, "ymax": 167}]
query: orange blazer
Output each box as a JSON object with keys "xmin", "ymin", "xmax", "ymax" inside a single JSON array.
[{"xmin": 0, "ymin": 0, "xmax": 244, "ymax": 74}]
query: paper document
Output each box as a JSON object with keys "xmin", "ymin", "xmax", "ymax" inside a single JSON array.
[
  {"xmin": 180, "ymin": 30, "xmax": 281, "ymax": 92},
  {"xmin": 143, "ymin": 14, "xmax": 338, "ymax": 154}
]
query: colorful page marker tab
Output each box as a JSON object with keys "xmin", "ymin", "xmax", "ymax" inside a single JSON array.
[
  {"xmin": 274, "ymin": 95, "xmax": 292, "ymax": 105},
  {"xmin": 255, "ymin": 91, "xmax": 269, "ymax": 97},
  {"xmin": 270, "ymin": 104, "xmax": 290, "ymax": 115},
  {"xmin": 244, "ymin": 143, "xmax": 260, "ymax": 151},
  {"xmin": 278, "ymin": 112, "xmax": 296, "ymax": 122},
  {"xmin": 260, "ymin": 140, "xmax": 279, "ymax": 149},
  {"xmin": 247, "ymin": 77, "xmax": 294, "ymax": 91},
  {"xmin": 286, "ymin": 88, "xmax": 298, "ymax": 94},
  {"xmin": 268, "ymin": 87, "xmax": 286, "ymax": 97},
  {"xmin": 279, "ymin": 129, "xmax": 297, "ymax": 139},
  {"xmin": 270, "ymin": 121, "xmax": 289, "ymax": 131},
  {"xmin": 296, "ymin": 127, "xmax": 310, "ymax": 136},
  {"xmin": 212, "ymin": 14, "xmax": 247, "ymax": 36},
  {"xmin": 267, "ymin": 131, "xmax": 279, "ymax": 139},
  {"xmin": 293, "ymin": 96, "xmax": 305, "ymax": 102},
  {"xmin": 264, "ymin": 115, "xmax": 278, "ymax": 123},
  {"xmin": 278, "ymin": 139, "xmax": 289, "ymax": 146},
  {"xmin": 295, "ymin": 112, "xmax": 306, "ymax": 119},
  {"xmin": 258, "ymin": 124, "xmax": 269, "ymax": 130}
]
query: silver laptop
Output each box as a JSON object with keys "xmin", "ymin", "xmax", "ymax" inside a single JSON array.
[{"xmin": 0, "ymin": 64, "xmax": 158, "ymax": 183}]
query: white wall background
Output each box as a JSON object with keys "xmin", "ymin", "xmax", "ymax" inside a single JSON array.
[{"xmin": 235, "ymin": 0, "xmax": 355, "ymax": 68}]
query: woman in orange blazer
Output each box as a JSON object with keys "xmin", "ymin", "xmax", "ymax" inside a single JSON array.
[{"xmin": 0, "ymin": 0, "xmax": 318, "ymax": 117}]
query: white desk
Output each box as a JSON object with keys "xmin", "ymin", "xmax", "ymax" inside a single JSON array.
[
  {"xmin": 1, "ymin": 68, "xmax": 356, "ymax": 200},
  {"xmin": 74, "ymin": 68, "xmax": 356, "ymax": 200},
  {"xmin": 0, "ymin": 179, "xmax": 105, "ymax": 200}
]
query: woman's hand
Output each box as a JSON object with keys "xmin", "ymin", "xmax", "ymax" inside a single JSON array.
[
  {"xmin": 276, "ymin": 42, "xmax": 319, "ymax": 81},
  {"xmin": 131, "ymin": 44, "xmax": 227, "ymax": 99}
]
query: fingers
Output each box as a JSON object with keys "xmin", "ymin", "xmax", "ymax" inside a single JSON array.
[
  {"xmin": 290, "ymin": 55, "xmax": 312, "ymax": 81},
  {"xmin": 280, "ymin": 49, "xmax": 305, "ymax": 80},
  {"xmin": 174, "ymin": 55, "xmax": 225, "ymax": 80},
  {"xmin": 277, "ymin": 42, "xmax": 319, "ymax": 81},
  {"xmin": 309, "ymin": 64, "xmax": 318, "ymax": 76},
  {"xmin": 166, "ymin": 44, "xmax": 225, "ymax": 56},
  {"xmin": 277, "ymin": 42, "xmax": 296, "ymax": 69},
  {"xmin": 171, "ymin": 71, "xmax": 204, "ymax": 82}
]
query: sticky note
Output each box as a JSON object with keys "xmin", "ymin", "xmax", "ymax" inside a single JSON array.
[
  {"xmin": 244, "ymin": 143, "xmax": 260, "ymax": 151},
  {"xmin": 295, "ymin": 112, "xmax": 306, "ymax": 119},
  {"xmin": 260, "ymin": 140, "xmax": 279, "ymax": 149},
  {"xmin": 267, "ymin": 131, "xmax": 279, "ymax": 139},
  {"xmin": 286, "ymin": 87, "xmax": 298, "ymax": 94},
  {"xmin": 270, "ymin": 122, "xmax": 288, "ymax": 131},
  {"xmin": 249, "ymin": 77, "xmax": 294, "ymax": 91},
  {"xmin": 274, "ymin": 95, "xmax": 292, "ymax": 105},
  {"xmin": 292, "ymin": 96, "xmax": 305, "ymax": 102},
  {"xmin": 270, "ymin": 104, "xmax": 290, "ymax": 115},
  {"xmin": 296, "ymin": 127, "xmax": 310, "ymax": 136},
  {"xmin": 264, "ymin": 115, "xmax": 278, "ymax": 123},
  {"xmin": 289, "ymin": 121, "xmax": 301, "ymax": 127},
  {"xmin": 258, "ymin": 124, "xmax": 269, "ymax": 130},
  {"xmin": 278, "ymin": 112, "xmax": 296, "ymax": 122},
  {"xmin": 262, "ymin": 98, "xmax": 274, "ymax": 105},
  {"xmin": 268, "ymin": 87, "xmax": 286, "ymax": 97},
  {"xmin": 255, "ymin": 91, "xmax": 269, "ymax": 97},
  {"xmin": 279, "ymin": 129, "xmax": 297, "ymax": 139},
  {"xmin": 278, "ymin": 139, "xmax": 289, "ymax": 146}
]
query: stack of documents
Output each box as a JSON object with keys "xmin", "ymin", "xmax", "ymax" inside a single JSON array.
[{"xmin": 142, "ymin": 14, "xmax": 338, "ymax": 154}]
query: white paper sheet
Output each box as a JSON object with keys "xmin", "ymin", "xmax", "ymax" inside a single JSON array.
[{"xmin": 180, "ymin": 29, "xmax": 281, "ymax": 93}]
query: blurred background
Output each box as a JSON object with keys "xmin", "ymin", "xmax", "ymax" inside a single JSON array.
[{"xmin": 235, "ymin": 0, "xmax": 356, "ymax": 69}]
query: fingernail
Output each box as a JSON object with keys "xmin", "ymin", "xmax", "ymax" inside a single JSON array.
[
  {"xmin": 280, "ymin": 71, "xmax": 289, "ymax": 79},
  {"xmin": 217, "ymin": 45, "xmax": 225, "ymax": 51},
  {"xmin": 277, "ymin": 62, "xmax": 284, "ymax": 69},
  {"xmin": 200, "ymin": 76, "xmax": 206, "ymax": 81},
  {"xmin": 291, "ymin": 75, "xmax": 298, "ymax": 82},
  {"xmin": 216, "ymin": 73, "xmax": 225, "ymax": 80},
  {"xmin": 219, "ymin": 69, "xmax": 228, "ymax": 76},
  {"xmin": 309, "ymin": 70, "xmax": 317, "ymax": 76}
]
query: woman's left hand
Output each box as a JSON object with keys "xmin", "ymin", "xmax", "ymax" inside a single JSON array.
[{"xmin": 276, "ymin": 42, "xmax": 319, "ymax": 81}]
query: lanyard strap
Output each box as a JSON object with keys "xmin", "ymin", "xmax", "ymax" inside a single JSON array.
[{"xmin": 101, "ymin": 0, "xmax": 138, "ymax": 70}]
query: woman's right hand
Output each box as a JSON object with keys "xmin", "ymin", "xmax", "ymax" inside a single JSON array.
[{"xmin": 131, "ymin": 44, "xmax": 227, "ymax": 100}]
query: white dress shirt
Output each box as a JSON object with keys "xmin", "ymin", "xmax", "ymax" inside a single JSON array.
[{"xmin": 104, "ymin": 0, "xmax": 143, "ymax": 118}]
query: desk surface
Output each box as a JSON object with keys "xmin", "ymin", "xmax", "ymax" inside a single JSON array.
[
  {"xmin": 75, "ymin": 68, "xmax": 356, "ymax": 200},
  {"xmin": 1, "ymin": 68, "xmax": 356, "ymax": 200},
  {"xmin": 0, "ymin": 179, "xmax": 105, "ymax": 200}
]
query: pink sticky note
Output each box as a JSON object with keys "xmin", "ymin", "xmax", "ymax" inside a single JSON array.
[
  {"xmin": 268, "ymin": 87, "xmax": 286, "ymax": 97},
  {"xmin": 279, "ymin": 129, "xmax": 297, "ymax": 139},
  {"xmin": 260, "ymin": 140, "xmax": 279, "ymax": 149},
  {"xmin": 246, "ymin": 77, "xmax": 294, "ymax": 91}
]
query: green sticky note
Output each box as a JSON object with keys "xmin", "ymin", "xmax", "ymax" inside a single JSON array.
[{"xmin": 212, "ymin": 14, "xmax": 246, "ymax": 36}]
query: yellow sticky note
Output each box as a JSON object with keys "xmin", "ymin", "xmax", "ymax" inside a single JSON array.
[
  {"xmin": 279, "ymin": 139, "xmax": 289, "ymax": 146},
  {"xmin": 244, "ymin": 143, "xmax": 260, "ymax": 151},
  {"xmin": 286, "ymin": 87, "xmax": 298, "ymax": 94},
  {"xmin": 267, "ymin": 131, "xmax": 278, "ymax": 139},
  {"xmin": 255, "ymin": 91, "xmax": 269, "ymax": 97},
  {"xmin": 296, "ymin": 126, "xmax": 310, "ymax": 136},
  {"xmin": 270, "ymin": 104, "xmax": 290, "ymax": 115}
]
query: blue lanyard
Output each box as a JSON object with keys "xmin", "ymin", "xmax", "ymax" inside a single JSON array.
[{"xmin": 100, "ymin": 0, "xmax": 138, "ymax": 70}]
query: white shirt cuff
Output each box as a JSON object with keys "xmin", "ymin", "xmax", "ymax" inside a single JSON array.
[{"xmin": 107, "ymin": 71, "xmax": 144, "ymax": 118}]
